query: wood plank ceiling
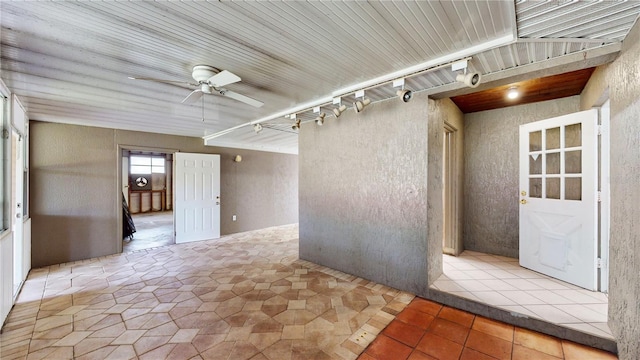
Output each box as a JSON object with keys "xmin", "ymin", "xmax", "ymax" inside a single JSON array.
[
  {"xmin": 450, "ymin": 67, "xmax": 596, "ymax": 114},
  {"xmin": 1, "ymin": 2, "xmax": 639, "ymax": 154}
]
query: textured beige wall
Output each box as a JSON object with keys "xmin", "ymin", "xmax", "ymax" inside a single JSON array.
[
  {"xmin": 299, "ymin": 92, "xmax": 440, "ymax": 297},
  {"xmin": 463, "ymin": 96, "xmax": 581, "ymax": 258},
  {"xmin": 30, "ymin": 121, "xmax": 298, "ymax": 267},
  {"xmin": 581, "ymin": 20, "xmax": 640, "ymax": 360}
]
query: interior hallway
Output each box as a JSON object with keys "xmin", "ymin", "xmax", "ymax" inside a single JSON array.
[
  {"xmin": 123, "ymin": 211, "xmax": 174, "ymax": 253},
  {"xmin": 0, "ymin": 225, "xmax": 617, "ymax": 359}
]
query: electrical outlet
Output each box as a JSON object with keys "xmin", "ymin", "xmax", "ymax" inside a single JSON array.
[{"xmin": 232, "ymin": 215, "xmax": 237, "ymax": 222}]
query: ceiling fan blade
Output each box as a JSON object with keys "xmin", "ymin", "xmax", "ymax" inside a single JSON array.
[
  {"xmin": 128, "ymin": 76, "xmax": 196, "ymax": 87},
  {"xmin": 220, "ymin": 90, "xmax": 264, "ymax": 107},
  {"xmin": 206, "ymin": 70, "xmax": 241, "ymax": 88},
  {"xmin": 181, "ymin": 89, "xmax": 204, "ymax": 104}
]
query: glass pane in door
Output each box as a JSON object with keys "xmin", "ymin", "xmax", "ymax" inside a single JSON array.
[
  {"xmin": 546, "ymin": 127, "xmax": 560, "ymax": 150},
  {"xmin": 529, "ymin": 131, "xmax": 542, "ymax": 151},
  {"xmin": 565, "ymin": 123, "xmax": 582, "ymax": 147}
]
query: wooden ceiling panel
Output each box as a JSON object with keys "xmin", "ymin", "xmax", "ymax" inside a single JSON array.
[{"xmin": 450, "ymin": 67, "xmax": 596, "ymax": 114}]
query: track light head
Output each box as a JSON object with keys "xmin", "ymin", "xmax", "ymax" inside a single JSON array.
[
  {"xmin": 333, "ymin": 104, "xmax": 347, "ymax": 118},
  {"xmin": 396, "ymin": 89, "xmax": 412, "ymax": 103},
  {"xmin": 292, "ymin": 119, "xmax": 301, "ymax": 131},
  {"xmin": 253, "ymin": 123, "xmax": 263, "ymax": 133},
  {"xmin": 456, "ymin": 72, "xmax": 482, "ymax": 88},
  {"xmin": 353, "ymin": 98, "xmax": 371, "ymax": 113},
  {"xmin": 315, "ymin": 112, "xmax": 326, "ymax": 126}
]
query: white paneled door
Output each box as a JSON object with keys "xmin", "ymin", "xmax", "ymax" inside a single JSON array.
[
  {"xmin": 519, "ymin": 109, "xmax": 598, "ymax": 290},
  {"xmin": 174, "ymin": 153, "xmax": 220, "ymax": 244}
]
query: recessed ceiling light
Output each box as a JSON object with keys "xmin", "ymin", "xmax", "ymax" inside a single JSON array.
[{"xmin": 507, "ymin": 87, "xmax": 519, "ymax": 100}]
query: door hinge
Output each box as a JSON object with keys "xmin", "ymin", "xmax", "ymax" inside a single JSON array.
[
  {"xmin": 597, "ymin": 125, "xmax": 602, "ymax": 136},
  {"xmin": 597, "ymin": 191, "xmax": 602, "ymax": 202},
  {"xmin": 597, "ymin": 258, "xmax": 603, "ymax": 269}
]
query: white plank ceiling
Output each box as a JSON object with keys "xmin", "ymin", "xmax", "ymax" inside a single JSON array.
[{"xmin": 1, "ymin": 1, "xmax": 639, "ymax": 154}]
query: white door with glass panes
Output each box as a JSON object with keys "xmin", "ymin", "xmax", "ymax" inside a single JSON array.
[
  {"xmin": 519, "ymin": 109, "xmax": 598, "ymax": 290},
  {"xmin": 174, "ymin": 153, "xmax": 220, "ymax": 244}
]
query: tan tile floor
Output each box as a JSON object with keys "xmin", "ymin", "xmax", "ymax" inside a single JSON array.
[
  {"xmin": 433, "ymin": 251, "xmax": 612, "ymax": 339},
  {"xmin": 0, "ymin": 224, "xmax": 414, "ymax": 360}
]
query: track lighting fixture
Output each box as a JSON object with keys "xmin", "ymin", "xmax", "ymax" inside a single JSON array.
[
  {"xmin": 292, "ymin": 119, "xmax": 301, "ymax": 130},
  {"xmin": 396, "ymin": 89, "xmax": 412, "ymax": 103},
  {"xmin": 456, "ymin": 72, "xmax": 482, "ymax": 88},
  {"xmin": 315, "ymin": 112, "xmax": 326, "ymax": 126},
  {"xmin": 253, "ymin": 123, "xmax": 263, "ymax": 133},
  {"xmin": 333, "ymin": 104, "xmax": 347, "ymax": 118},
  {"xmin": 353, "ymin": 98, "xmax": 371, "ymax": 113}
]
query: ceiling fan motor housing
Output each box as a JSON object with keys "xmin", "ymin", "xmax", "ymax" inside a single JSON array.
[{"xmin": 192, "ymin": 65, "xmax": 218, "ymax": 83}]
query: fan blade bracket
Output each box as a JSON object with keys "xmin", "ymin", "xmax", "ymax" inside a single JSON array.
[{"xmin": 220, "ymin": 89, "xmax": 264, "ymax": 108}]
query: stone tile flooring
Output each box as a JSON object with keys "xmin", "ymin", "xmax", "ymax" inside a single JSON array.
[
  {"xmin": 432, "ymin": 251, "xmax": 612, "ymax": 339},
  {"xmin": 0, "ymin": 224, "xmax": 413, "ymax": 359},
  {"xmin": 360, "ymin": 297, "xmax": 617, "ymax": 360},
  {"xmin": 0, "ymin": 224, "xmax": 619, "ymax": 359}
]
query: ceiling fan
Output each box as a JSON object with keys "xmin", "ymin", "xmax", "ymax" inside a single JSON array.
[{"xmin": 129, "ymin": 65, "xmax": 263, "ymax": 107}]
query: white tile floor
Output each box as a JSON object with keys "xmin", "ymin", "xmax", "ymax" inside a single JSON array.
[{"xmin": 430, "ymin": 250, "xmax": 613, "ymax": 340}]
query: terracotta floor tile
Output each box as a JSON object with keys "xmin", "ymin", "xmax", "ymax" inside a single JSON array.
[
  {"xmin": 438, "ymin": 307, "xmax": 475, "ymax": 328},
  {"xmin": 512, "ymin": 344, "xmax": 562, "ymax": 360},
  {"xmin": 428, "ymin": 317, "xmax": 471, "ymax": 345},
  {"xmin": 407, "ymin": 298, "xmax": 442, "ymax": 317},
  {"xmin": 460, "ymin": 347, "xmax": 499, "ymax": 360},
  {"xmin": 415, "ymin": 332, "xmax": 463, "ymax": 360},
  {"xmin": 513, "ymin": 327, "xmax": 563, "ymax": 358},
  {"xmin": 382, "ymin": 320, "xmax": 425, "ymax": 347},
  {"xmin": 358, "ymin": 352, "xmax": 377, "ymax": 360},
  {"xmin": 472, "ymin": 316, "xmax": 514, "ymax": 342},
  {"xmin": 395, "ymin": 308, "xmax": 435, "ymax": 330},
  {"xmin": 407, "ymin": 349, "xmax": 438, "ymax": 360},
  {"xmin": 465, "ymin": 330, "xmax": 513, "ymax": 360},
  {"xmin": 364, "ymin": 334, "xmax": 413, "ymax": 360},
  {"xmin": 561, "ymin": 340, "xmax": 618, "ymax": 360}
]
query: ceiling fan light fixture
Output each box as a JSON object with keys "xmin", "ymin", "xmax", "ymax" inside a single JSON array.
[{"xmin": 507, "ymin": 87, "xmax": 520, "ymax": 100}]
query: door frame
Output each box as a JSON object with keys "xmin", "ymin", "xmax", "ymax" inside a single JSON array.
[
  {"xmin": 442, "ymin": 121, "xmax": 461, "ymax": 255},
  {"xmin": 116, "ymin": 144, "xmax": 178, "ymax": 253},
  {"xmin": 597, "ymin": 98, "xmax": 611, "ymax": 293}
]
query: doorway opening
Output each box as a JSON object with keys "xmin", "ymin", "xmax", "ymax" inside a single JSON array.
[
  {"xmin": 121, "ymin": 149, "xmax": 174, "ymax": 252},
  {"xmin": 434, "ymin": 101, "xmax": 612, "ymax": 344},
  {"xmin": 442, "ymin": 122, "xmax": 460, "ymax": 256}
]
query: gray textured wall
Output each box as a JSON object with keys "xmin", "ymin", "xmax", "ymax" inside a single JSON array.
[
  {"xmin": 299, "ymin": 92, "xmax": 439, "ymax": 297},
  {"xmin": 30, "ymin": 121, "xmax": 298, "ymax": 267},
  {"xmin": 463, "ymin": 96, "xmax": 580, "ymax": 258},
  {"xmin": 580, "ymin": 20, "xmax": 640, "ymax": 360}
]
